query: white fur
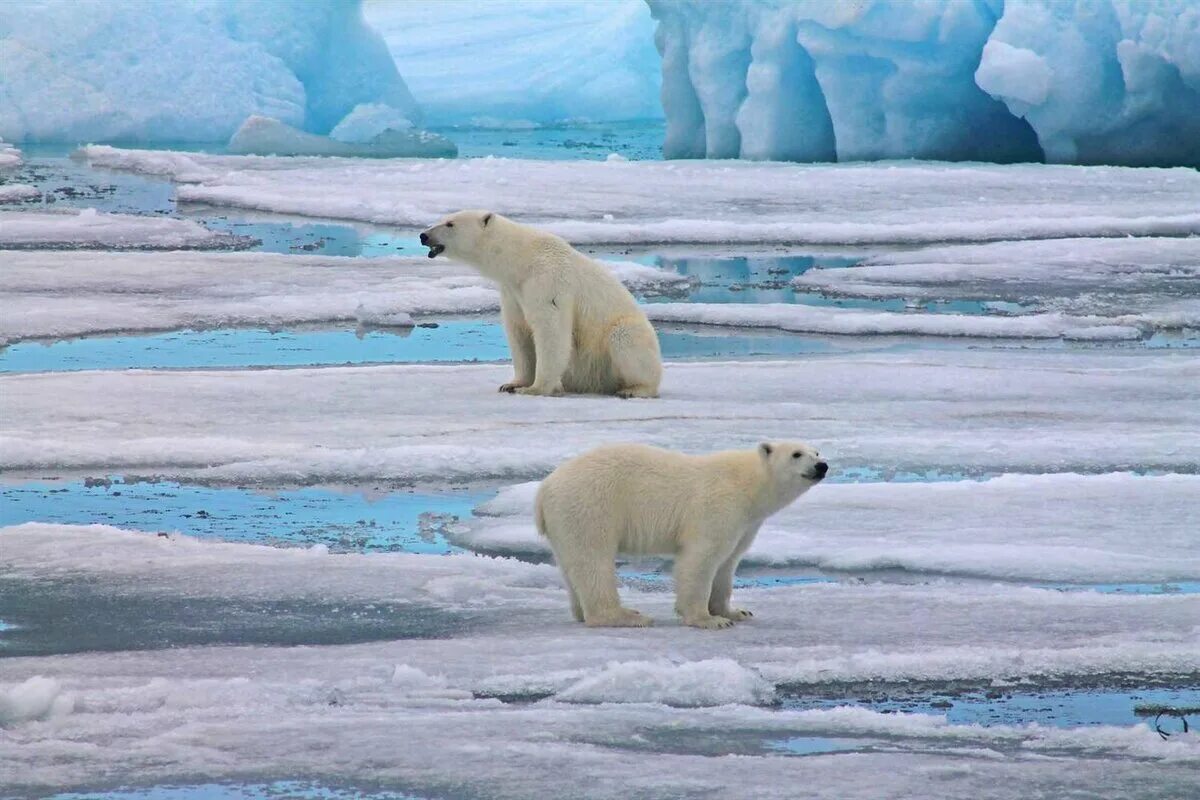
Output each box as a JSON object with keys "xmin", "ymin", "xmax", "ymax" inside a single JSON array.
[
  {"xmin": 535, "ymin": 442, "xmax": 828, "ymax": 629},
  {"xmin": 421, "ymin": 210, "xmax": 662, "ymax": 397}
]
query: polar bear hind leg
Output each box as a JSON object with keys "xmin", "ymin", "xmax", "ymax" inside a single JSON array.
[
  {"xmin": 609, "ymin": 321, "xmax": 662, "ymax": 398},
  {"xmin": 547, "ymin": 533, "xmax": 651, "ymax": 627}
]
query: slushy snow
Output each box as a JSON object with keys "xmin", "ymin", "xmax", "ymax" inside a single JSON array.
[{"xmin": 649, "ymin": 0, "xmax": 1200, "ymax": 166}]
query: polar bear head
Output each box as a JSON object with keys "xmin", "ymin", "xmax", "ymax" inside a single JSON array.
[
  {"xmin": 759, "ymin": 440, "xmax": 829, "ymax": 496},
  {"xmin": 420, "ymin": 209, "xmax": 498, "ymax": 261}
]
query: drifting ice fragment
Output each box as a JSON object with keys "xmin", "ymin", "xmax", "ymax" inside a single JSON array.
[{"xmin": 228, "ymin": 116, "xmax": 456, "ymax": 159}]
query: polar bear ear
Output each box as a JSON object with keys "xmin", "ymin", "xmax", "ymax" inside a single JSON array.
[
  {"xmin": 758, "ymin": 442, "xmax": 773, "ymax": 459},
  {"xmin": 482, "ymin": 213, "xmax": 493, "ymax": 227}
]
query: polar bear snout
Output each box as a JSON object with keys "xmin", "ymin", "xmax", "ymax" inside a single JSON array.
[
  {"xmin": 418, "ymin": 230, "xmax": 445, "ymax": 258},
  {"xmin": 810, "ymin": 461, "xmax": 829, "ymax": 480}
]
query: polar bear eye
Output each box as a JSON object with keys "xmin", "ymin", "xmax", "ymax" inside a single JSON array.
[
  {"xmin": 445, "ymin": 222, "xmax": 454, "ymax": 228},
  {"xmin": 792, "ymin": 452, "xmax": 802, "ymax": 459}
]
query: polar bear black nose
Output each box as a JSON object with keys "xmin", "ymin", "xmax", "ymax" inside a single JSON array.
[
  {"xmin": 814, "ymin": 461, "xmax": 828, "ymax": 477},
  {"xmin": 419, "ymin": 232, "xmax": 429, "ymax": 244}
]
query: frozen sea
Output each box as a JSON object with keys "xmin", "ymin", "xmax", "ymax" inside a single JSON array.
[{"xmin": 1, "ymin": 124, "xmax": 1199, "ymax": 799}]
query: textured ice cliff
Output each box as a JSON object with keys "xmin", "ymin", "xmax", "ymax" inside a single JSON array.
[
  {"xmin": 0, "ymin": 0, "xmax": 421, "ymax": 143},
  {"xmin": 364, "ymin": 0, "xmax": 662, "ymax": 125},
  {"xmin": 647, "ymin": 0, "xmax": 1200, "ymax": 166}
]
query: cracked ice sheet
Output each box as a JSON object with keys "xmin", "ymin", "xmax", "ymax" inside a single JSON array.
[
  {"xmin": 2, "ymin": 353, "xmax": 1197, "ymax": 483},
  {"xmin": 0, "ymin": 251, "xmax": 1161, "ymax": 345},
  {"xmin": 462, "ymin": 473, "xmax": 1200, "ymax": 583},
  {"xmin": 793, "ymin": 236, "xmax": 1200, "ymax": 322},
  {"xmin": 2, "ymin": 527, "xmax": 1200, "ymax": 796},
  {"xmin": 0, "ymin": 251, "xmax": 684, "ymax": 344},
  {"xmin": 0, "ymin": 210, "xmax": 244, "ymax": 250},
  {"xmin": 0, "ymin": 525, "xmax": 1198, "ymax": 798},
  {"xmin": 80, "ymin": 146, "xmax": 1200, "ymax": 245}
]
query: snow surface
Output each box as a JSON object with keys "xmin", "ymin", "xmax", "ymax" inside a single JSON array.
[
  {"xmin": 0, "ymin": 0, "xmax": 419, "ymax": 143},
  {"xmin": 795, "ymin": 237, "xmax": 1200, "ymax": 299},
  {"xmin": 0, "ymin": 251, "xmax": 688, "ymax": 343},
  {"xmin": 464, "ymin": 473, "xmax": 1200, "ymax": 584},
  {"xmin": 3, "ymin": 352, "xmax": 1196, "ymax": 485},
  {"xmin": 0, "ymin": 676, "xmax": 74, "ymax": 728},
  {"xmin": 0, "ymin": 522, "xmax": 1197, "ymax": 797},
  {"xmin": 0, "ymin": 209, "xmax": 245, "ymax": 250},
  {"xmin": 80, "ymin": 147, "xmax": 1200, "ymax": 245},
  {"xmin": 649, "ymin": 0, "xmax": 1200, "ymax": 166},
  {"xmin": 645, "ymin": 303, "xmax": 1147, "ymax": 340},
  {"xmin": 363, "ymin": 0, "xmax": 662, "ymax": 126},
  {"xmin": 227, "ymin": 115, "xmax": 456, "ymax": 159},
  {"xmin": 0, "ymin": 183, "xmax": 38, "ymax": 203}
]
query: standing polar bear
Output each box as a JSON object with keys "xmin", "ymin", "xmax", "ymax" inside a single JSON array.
[
  {"xmin": 421, "ymin": 211, "xmax": 662, "ymax": 397},
  {"xmin": 535, "ymin": 442, "xmax": 829, "ymax": 629}
]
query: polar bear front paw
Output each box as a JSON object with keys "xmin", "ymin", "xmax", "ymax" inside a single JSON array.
[
  {"xmin": 684, "ymin": 614, "xmax": 735, "ymax": 630},
  {"xmin": 498, "ymin": 382, "xmax": 530, "ymax": 393},
  {"xmin": 720, "ymin": 608, "xmax": 753, "ymax": 621}
]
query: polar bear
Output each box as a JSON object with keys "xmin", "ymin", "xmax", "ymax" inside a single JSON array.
[
  {"xmin": 535, "ymin": 442, "xmax": 828, "ymax": 629},
  {"xmin": 420, "ymin": 211, "xmax": 662, "ymax": 397}
]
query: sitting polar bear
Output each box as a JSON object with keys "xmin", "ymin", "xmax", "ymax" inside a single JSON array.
[
  {"xmin": 535, "ymin": 442, "xmax": 829, "ymax": 629},
  {"xmin": 420, "ymin": 211, "xmax": 662, "ymax": 397}
]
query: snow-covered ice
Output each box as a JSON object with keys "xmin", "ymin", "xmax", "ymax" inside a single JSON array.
[
  {"xmin": 795, "ymin": 237, "xmax": 1200, "ymax": 304},
  {"xmin": 0, "ymin": 184, "xmax": 38, "ymax": 203},
  {"xmin": 464, "ymin": 473, "xmax": 1200, "ymax": 584},
  {"xmin": 0, "ymin": 0, "xmax": 419, "ymax": 143},
  {"xmin": 0, "ymin": 210, "xmax": 245, "ymax": 250},
  {"xmin": 0, "ymin": 676, "xmax": 74, "ymax": 728},
  {"xmin": 0, "ymin": 523, "xmax": 1197, "ymax": 797},
  {"xmin": 0, "ymin": 250, "xmax": 688, "ymax": 343},
  {"xmin": 645, "ymin": 303, "xmax": 1148, "ymax": 340},
  {"xmin": 649, "ymin": 0, "xmax": 1200, "ymax": 166},
  {"xmin": 3, "ymin": 352, "xmax": 1196, "ymax": 484},
  {"xmin": 79, "ymin": 147, "xmax": 1200, "ymax": 244}
]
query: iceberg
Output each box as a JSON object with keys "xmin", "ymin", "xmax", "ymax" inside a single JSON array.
[
  {"xmin": 364, "ymin": 0, "xmax": 662, "ymax": 125},
  {"xmin": 0, "ymin": 0, "xmax": 420, "ymax": 144},
  {"xmin": 648, "ymin": 0, "xmax": 1200, "ymax": 167},
  {"xmin": 227, "ymin": 115, "xmax": 456, "ymax": 159},
  {"xmin": 0, "ymin": 139, "xmax": 21, "ymax": 168}
]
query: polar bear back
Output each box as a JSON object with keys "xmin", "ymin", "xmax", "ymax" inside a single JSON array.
[{"xmin": 536, "ymin": 444, "xmax": 767, "ymax": 556}]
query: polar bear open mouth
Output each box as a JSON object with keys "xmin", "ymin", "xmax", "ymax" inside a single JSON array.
[{"xmin": 426, "ymin": 243, "xmax": 445, "ymax": 258}]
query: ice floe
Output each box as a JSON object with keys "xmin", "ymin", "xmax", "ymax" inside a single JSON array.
[
  {"xmin": 2, "ymin": 353, "xmax": 1196, "ymax": 484},
  {"xmin": 794, "ymin": 237, "xmax": 1200, "ymax": 324},
  {"xmin": 0, "ymin": 184, "xmax": 38, "ymax": 203},
  {"xmin": 0, "ymin": 210, "xmax": 246, "ymax": 250},
  {"xmin": 79, "ymin": 147, "xmax": 1200, "ymax": 245},
  {"xmin": 227, "ymin": 115, "xmax": 457, "ymax": 159},
  {"xmin": 0, "ymin": 523, "xmax": 1196, "ymax": 797},
  {"xmin": 0, "ymin": 251, "xmax": 687, "ymax": 343},
  {"xmin": 645, "ymin": 302, "xmax": 1146, "ymax": 339}
]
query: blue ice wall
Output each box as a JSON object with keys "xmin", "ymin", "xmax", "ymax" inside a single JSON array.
[
  {"xmin": 0, "ymin": 0, "xmax": 420, "ymax": 143},
  {"xmin": 647, "ymin": 0, "xmax": 1200, "ymax": 166}
]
